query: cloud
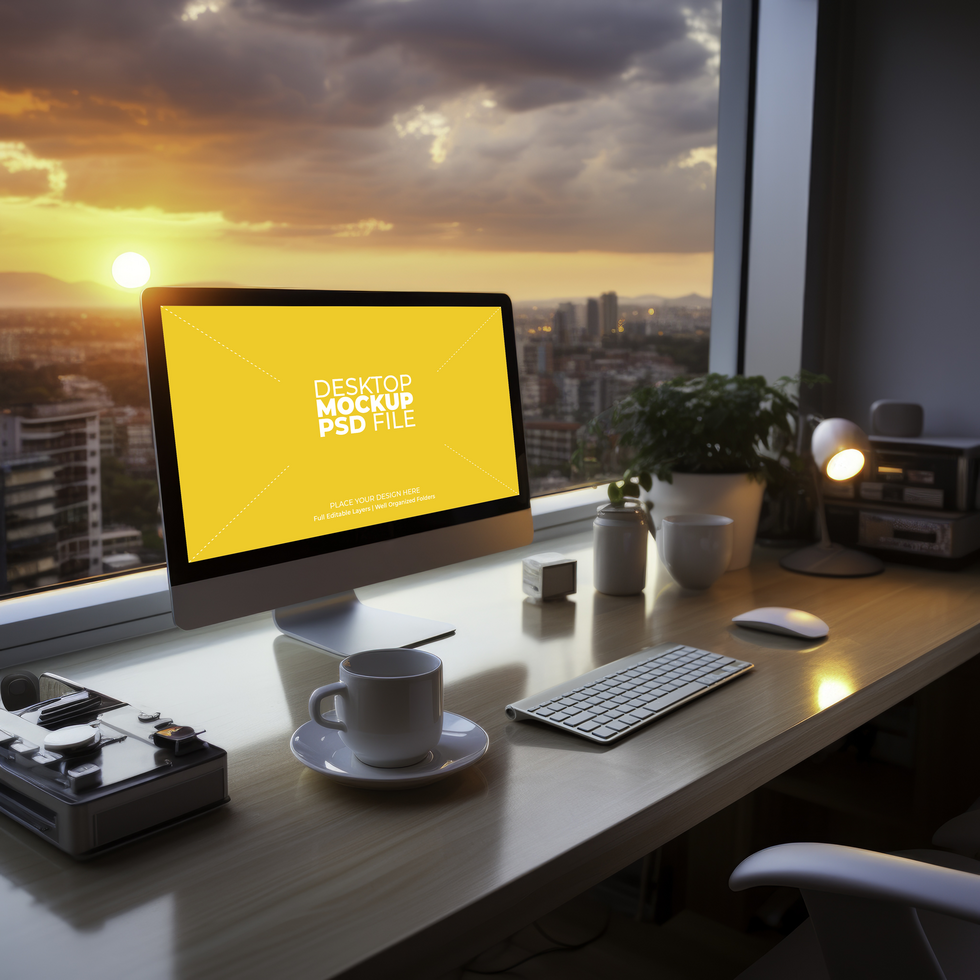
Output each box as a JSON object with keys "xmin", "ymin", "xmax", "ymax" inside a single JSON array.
[
  {"xmin": 0, "ymin": 0, "xmax": 721, "ymax": 254},
  {"xmin": 329, "ymin": 217, "xmax": 393, "ymax": 237},
  {"xmin": 0, "ymin": 141, "xmax": 67, "ymax": 194}
]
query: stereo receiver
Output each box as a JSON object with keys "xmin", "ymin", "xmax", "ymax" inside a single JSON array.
[{"xmin": 824, "ymin": 436, "xmax": 980, "ymax": 513}]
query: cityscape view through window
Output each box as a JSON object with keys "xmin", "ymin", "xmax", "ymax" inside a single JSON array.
[{"xmin": 0, "ymin": 1, "xmax": 719, "ymax": 596}]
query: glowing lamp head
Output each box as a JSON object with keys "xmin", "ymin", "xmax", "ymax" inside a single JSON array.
[
  {"xmin": 811, "ymin": 417, "xmax": 871, "ymax": 481},
  {"xmin": 112, "ymin": 252, "xmax": 151, "ymax": 289},
  {"xmin": 826, "ymin": 448, "xmax": 865, "ymax": 481}
]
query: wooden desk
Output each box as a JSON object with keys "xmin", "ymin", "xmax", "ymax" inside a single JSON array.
[{"xmin": 3, "ymin": 526, "xmax": 980, "ymax": 980}]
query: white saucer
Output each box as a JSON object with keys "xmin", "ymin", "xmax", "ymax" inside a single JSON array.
[{"xmin": 290, "ymin": 710, "xmax": 489, "ymax": 789}]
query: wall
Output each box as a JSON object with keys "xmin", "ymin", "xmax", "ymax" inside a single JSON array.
[{"xmin": 833, "ymin": 0, "xmax": 980, "ymax": 436}]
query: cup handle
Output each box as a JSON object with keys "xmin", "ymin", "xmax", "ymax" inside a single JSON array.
[{"xmin": 309, "ymin": 683, "xmax": 348, "ymax": 731}]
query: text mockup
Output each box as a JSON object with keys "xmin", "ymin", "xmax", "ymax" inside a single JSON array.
[{"xmin": 314, "ymin": 375, "xmax": 416, "ymax": 437}]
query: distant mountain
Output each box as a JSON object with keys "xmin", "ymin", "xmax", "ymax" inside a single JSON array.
[
  {"xmin": 0, "ymin": 272, "xmax": 134, "ymax": 308},
  {"xmin": 513, "ymin": 292, "xmax": 711, "ymax": 309},
  {"xmin": 627, "ymin": 292, "xmax": 711, "ymax": 308}
]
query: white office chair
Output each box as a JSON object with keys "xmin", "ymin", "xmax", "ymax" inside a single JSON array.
[
  {"xmin": 728, "ymin": 842, "xmax": 980, "ymax": 980},
  {"xmin": 933, "ymin": 797, "xmax": 980, "ymax": 859}
]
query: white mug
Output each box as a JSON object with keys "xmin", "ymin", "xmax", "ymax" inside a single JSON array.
[
  {"xmin": 657, "ymin": 514, "xmax": 734, "ymax": 590},
  {"xmin": 309, "ymin": 648, "xmax": 443, "ymax": 768}
]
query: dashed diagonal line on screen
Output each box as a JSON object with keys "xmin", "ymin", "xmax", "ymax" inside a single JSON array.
[
  {"xmin": 435, "ymin": 310, "xmax": 499, "ymax": 373},
  {"xmin": 163, "ymin": 308, "xmax": 281, "ymax": 383},
  {"xmin": 191, "ymin": 464, "xmax": 290, "ymax": 560},
  {"xmin": 444, "ymin": 445, "xmax": 517, "ymax": 496}
]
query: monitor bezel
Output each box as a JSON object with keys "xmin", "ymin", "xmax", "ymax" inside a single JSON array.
[{"xmin": 141, "ymin": 287, "xmax": 530, "ymax": 591}]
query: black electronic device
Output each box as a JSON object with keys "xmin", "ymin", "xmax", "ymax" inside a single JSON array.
[
  {"xmin": 824, "ymin": 436, "xmax": 980, "ymax": 514},
  {"xmin": 826, "ymin": 500, "xmax": 980, "ymax": 567},
  {"xmin": 869, "ymin": 400, "xmax": 924, "ymax": 438},
  {"xmin": 0, "ymin": 671, "xmax": 227, "ymax": 858},
  {"xmin": 0, "ymin": 671, "xmax": 39, "ymax": 711}
]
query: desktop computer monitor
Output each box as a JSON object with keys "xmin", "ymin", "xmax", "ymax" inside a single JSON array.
[{"xmin": 140, "ymin": 287, "xmax": 533, "ymax": 654}]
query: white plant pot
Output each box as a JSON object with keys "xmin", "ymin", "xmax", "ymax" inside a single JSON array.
[{"xmin": 643, "ymin": 472, "xmax": 766, "ymax": 571}]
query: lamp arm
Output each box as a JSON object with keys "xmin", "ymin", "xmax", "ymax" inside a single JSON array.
[
  {"xmin": 810, "ymin": 458, "xmax": 832, "ymax": 549},
  {"xmin": 796, "ymin": 412, "xmax": 824, "ymax": 457}
]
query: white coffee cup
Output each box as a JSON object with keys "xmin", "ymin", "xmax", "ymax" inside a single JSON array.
[
  {"xmin": 657, "ymin": 514, "xmax": 734, "ymax": 590},
  {"xmin": 309, "ymin": 648, "xmax": 443, "ymax": 768}
]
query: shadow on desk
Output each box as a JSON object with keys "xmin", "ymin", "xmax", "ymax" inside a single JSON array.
[{"xmin": 271, "ymin": 635, "xmax": 529, "ymax": 734}]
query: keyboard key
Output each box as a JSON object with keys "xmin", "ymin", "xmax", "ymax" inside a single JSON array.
[
  {"xmin": 634, "ymin": 708, "xmax": 655, "ymax": 719},
  {"xmin": 536, "ymin": 707, "xmax": 556, "ymax": 717},
  {"xmin": 565, "ymin": 710, "xmax": 597, "ymax": 727},
  {"xmin": 551, "ymin": 711, "xmax": 572, "ymax": 722},
  {"xmin": 592, "ymin": 726, "xmax": 617, "ymax": 739},
  {"xmin": 649, "ymin": 681, "xmax": 706, "ymax": 711},
  {"xmin": 578, "ymin": 720, "xmax": 601, "ymax": 732},
  {"xmin": 608, "ymin": 720, "xmax": 630, "ymax": 732},
  {"xmin": 593, "ymin": 715, "xmax": 613, "ymax": 725},
  {"xmin": 607, "ymin": 709, "xmax": 626, "ymax": 719},
  {"xmin": 700, "ymin": 671, "xmax": 729, "ymax": 684},
  {"xmin": 620, "ymin": 714, "xmax": 641, "ymax": 725}
]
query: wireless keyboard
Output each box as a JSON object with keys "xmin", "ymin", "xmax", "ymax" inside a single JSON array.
[{"xmin": 505, "ymin": 642, "xmax": 753, "ymax": 744}]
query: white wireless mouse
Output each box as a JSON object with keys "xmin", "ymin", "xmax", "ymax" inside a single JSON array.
[{"xmin": 732, "ymin": 607, "xmax": 829, "ymax": 640}]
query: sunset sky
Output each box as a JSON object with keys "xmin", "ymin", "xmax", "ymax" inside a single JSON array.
[{"xmin": 0, "ymin": 0, "xmax": 720, "ymax": 300}]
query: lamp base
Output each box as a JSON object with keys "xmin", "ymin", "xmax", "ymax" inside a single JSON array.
[{"xmin": 780, "ymin": 542, "xmax": 884, "ymax": 577}]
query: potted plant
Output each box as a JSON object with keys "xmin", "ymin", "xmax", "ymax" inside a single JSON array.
[{"xmin": 598, "ymin": 373, "xmax": 811, "ymax": 570}]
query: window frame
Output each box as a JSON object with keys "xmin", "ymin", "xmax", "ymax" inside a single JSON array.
[
  {"xmin": 0, "ymin": 485, "xmax": 610, "ymax": 667},
  {"xmin": 3, "ymin": 0, "xmax": 827, "ymax": 667}
]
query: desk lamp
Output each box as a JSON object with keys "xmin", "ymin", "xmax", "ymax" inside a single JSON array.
[{"xmin": 780, "ymin": 417, "xmax": 884, "ymax": 577}]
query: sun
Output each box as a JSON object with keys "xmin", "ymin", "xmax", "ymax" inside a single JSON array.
[{"xmin": 112, "ymin": 252, "xmax": 151, "ymax": 288}]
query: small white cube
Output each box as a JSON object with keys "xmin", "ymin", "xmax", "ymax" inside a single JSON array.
[{"xmin": 522, "ymin": 552, "xmax": 577, "ymax": 600}]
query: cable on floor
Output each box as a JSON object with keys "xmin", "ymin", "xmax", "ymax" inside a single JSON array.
[{"xmin": 461, "ymin": 912, "xmax": 610, "ymax": 976}]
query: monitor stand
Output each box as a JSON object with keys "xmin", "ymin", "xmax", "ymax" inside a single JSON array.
[{"xmin": 272, "ymin": 591, "xmax": 455, "ymax": 657}]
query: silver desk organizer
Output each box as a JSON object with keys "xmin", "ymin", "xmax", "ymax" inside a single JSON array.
[{"xmin": 506, "ymin": 643, "xmax": 753, "ymax": 743}]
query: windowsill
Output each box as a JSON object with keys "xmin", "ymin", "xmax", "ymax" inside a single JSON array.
[
  {"xmin": 529, "ymin": 484, "xmax": 609, "ymax": 530},
  {"xmin": 0, "ymin": 484, "xmax": 609, "ymax": 667}
]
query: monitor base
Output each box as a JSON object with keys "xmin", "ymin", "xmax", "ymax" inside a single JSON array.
[
  {"xmin": 780, "ymin": 542, "xmax": 884, "ymax": 577},
  {"xmin": 273, "ymin": 591, "xmax": 455, "ymax": 657}
]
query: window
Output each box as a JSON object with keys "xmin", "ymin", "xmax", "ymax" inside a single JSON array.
[{"xmin": 0, "ymin": 0, "xmax": 722, "ymax": 600}]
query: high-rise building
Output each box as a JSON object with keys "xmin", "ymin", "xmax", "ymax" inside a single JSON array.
[
  {"xmin": 554, "ymin": 302, "xmax": 577, "ymax": 343},
  {"xmin": 0, "ymin": 454, "xmax": 58, "ymax": 593},
  {"xmin": 586, "ymin": 298, "xmax": 600, "ymax": 340},
  {"xmin": 0, "ymin": 401, "xmax": 104, "ymax": 583},
  {"xmin": 523, "ymin": 420, "xmax": 583, "ymax": 469},
  {"xmin": 600, "ymin": 291, "xmax": 619, "ymax": 337}
]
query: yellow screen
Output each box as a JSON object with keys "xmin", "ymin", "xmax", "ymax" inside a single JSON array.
[{"xmin": 160, "ymin": 305, "xmax": 519, "ymax": 563}]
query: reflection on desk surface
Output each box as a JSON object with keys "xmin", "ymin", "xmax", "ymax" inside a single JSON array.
[{"xmin": 3, "ymin": 529, "xmax": 980, "ymax": 980}]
